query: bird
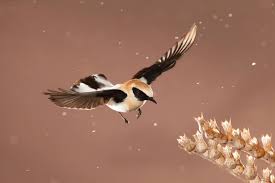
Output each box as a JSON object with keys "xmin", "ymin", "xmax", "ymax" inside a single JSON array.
[{"xmin": 44, "ymin": 24, "xmax": 197, "ymax": 123}]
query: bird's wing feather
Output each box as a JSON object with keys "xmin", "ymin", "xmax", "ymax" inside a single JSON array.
[
  {"xmin": 71, "ymin": 74, "xmax": 113, "ymax": 93},
  {"xmin": 132, "ymin": 24, "xmax": 197, "ymax": 84},
  {"xmin": 44, "ymin": 88, "xmax": 126, "ymax": 110}
]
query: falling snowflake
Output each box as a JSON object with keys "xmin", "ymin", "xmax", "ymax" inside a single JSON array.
[
  {"xmin": 228, "ymin": 13, "xmax": 233, "ymax": 18},
  {"xmin": 196, "ymin": 82, "xmax": 200, "ymax": 85},
  {"xmin": 120, "ymin": 8, "xmax": 124, "ymax": 12},
  {"xmin": 251, "ymin": 62, "xmax": 256, "ymax": 66},
  {"xmin": 153, "ymin": 122, "xmax": 158, "ymax": 127},
  {"xmin": 79, "ymin": 0, "xmax": 85, "ymax": 4},
  {"xmin": 42, "ymin": 30, "xmax": 46, "ymax": 33},
  {"xmin": 224, "ymin": 24, "xmax": 230, "ymax": 29},
  {"xmin": 96, "ymin": 165, "xmax": 100, "ymax": 169},
  {"xmin": 137, "ymin": 148, "xmax": 141, "ymax": 152},
  {"xmin": 145, "ymin": 56, "xmax": 149, "ymax": 60},
  {"xmin": 212, "ymin": 14, "xmax": 218, "ymax": 20},
  {"xmin": 99, "ymin": 1, "xmax": 104, "ymax": 6},
  {"xmin": 91, "ymin": 130, "xmax": 96, "ymax": 133},
  {"xmin": 62, "ymin": 111, "xmax": 67, "ymax": 116},
  {"xmin": 199, "ymin": 21, "xmax": 203, "ymax": 24},
  {"xmin": 135, "ymin": 52, "xmax": 140, "ymax": 55},
  {"xmin": 174, "ymin": 36, "xmax": 179, "ymax": 40},
  {"xmin": 220, "ymin": 86, "xmax": 224, "ymax": 89}
]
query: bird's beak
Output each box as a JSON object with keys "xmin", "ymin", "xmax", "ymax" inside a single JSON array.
[{"xmin": 148, "ymin": 97, "xmax": 157, "ymax": 104}]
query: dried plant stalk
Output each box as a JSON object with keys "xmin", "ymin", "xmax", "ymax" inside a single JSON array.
[{"xmin": 177, "ymin": 114, "xmax": 275, "ymax": 182}]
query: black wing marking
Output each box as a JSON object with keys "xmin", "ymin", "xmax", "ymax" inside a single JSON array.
[
  {"xmin": 44, "ymin": 88, "xmax": 127, "ymax": 110},
  {"xmin": 132, "ymin": 24, "xmax": 197, "ymax": 84},
  {"xmin": 71, "ymin": 74, "xmax": 113, "ymax": 92}
]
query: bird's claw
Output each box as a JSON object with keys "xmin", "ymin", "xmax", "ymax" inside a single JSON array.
[{"xmin": 136, "ymin": 108, "xmax": 142, "ymax": 119}]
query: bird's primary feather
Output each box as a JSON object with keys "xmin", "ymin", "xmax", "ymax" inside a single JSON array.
[
  {"xmin": 132, "ymin": 24, "xmax": 197, "ymax": 84},
  {"xmin": 44, "ymin": 88, "xmax": 127, "ymax": 110}
]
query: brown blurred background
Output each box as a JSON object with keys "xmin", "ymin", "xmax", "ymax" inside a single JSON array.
[{"xmin": 1, "ymin": 0, "xmax": 275, "ymax": 182}]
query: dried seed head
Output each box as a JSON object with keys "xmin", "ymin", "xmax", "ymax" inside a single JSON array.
[
  {"xmin": 233, "ymin": 136, "xmax": 246, "ymax": 150},
  {"xmin": 233, "ymin": 164, "xmax": 244, "ymax": 176},
  {"xmin": 232, "ymin": 150, "xmax": 240, "ymax": 161},
  {"xmin": 262, "ymin": 167, "xmax": 272, "ymax": 182},
  {"xmin": 221, "ymin": 120, "xmax": 232, "ymax": 135},
  {"xmin": 232, "ymin": 128, "xmax": 241, "ymax": 137},
  {"xmin": 252, "ymin": 144, "xmax": 265, "ymax": 159},
  {"xmin": 250, "ymin": 137, "xmax": 259, "ymax": 145},
  {"xmin": 223, "ymin": 145, "xmax": 233, "ymax": 157},
  {"xmin": 243, "ymin": 155, "xmax": 257, "ymax": 180},
  {"xmin": 246, "ymin": 155, "xmax": 256, "ymax": 166},
  {"xmin": 261, "ymin": 134, "xmax": 272, "ymax": 151},
  {"xmin": 208, "ymin": 140, "xmax": 221, "ymax": 160},
  {"xmin": 194, "ymin": 114, "xmax": 204, "ymax": 132},
  {"xmin": 215, "ymin": 154, "xmax": 225, "ymax": 166},
  {"xmin": 209, "ymin": 119, "xmax": 219, "ymax": 130},
  {"xmin": 241, "ymin": 128, "xmax": 251, "ymax": 142},
  {"xmin": 177, "ymin": 135, "xmax": 196, "ymax": 152},
  {"xmin": 193, "ymin": 131, "xmax": 208, "ymax": 153},
  {"xmin": 223, "ymin": 146, "xmax": 237, "ymax": 169}
]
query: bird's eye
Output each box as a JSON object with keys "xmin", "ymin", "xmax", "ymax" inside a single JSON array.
[{"xmin": 132, "ymin": 87, "xmax": 148, "ymax": 101}]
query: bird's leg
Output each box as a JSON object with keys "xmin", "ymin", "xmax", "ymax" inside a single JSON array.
[
  {"xmin": 136, "ymin": 108, "xmax": 142, "ymax": 119},
  {"xmin": 119, "ymin": 112, "xmax": 129, "ymax": 124}
]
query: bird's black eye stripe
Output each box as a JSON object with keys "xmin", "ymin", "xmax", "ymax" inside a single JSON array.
[{"xmin": 132, "ymin": 87, "xmax": 149, "ymax": 101}]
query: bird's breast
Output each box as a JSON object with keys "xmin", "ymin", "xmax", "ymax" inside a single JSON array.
[{"xmin": 106, "ymin": 86, "xmax": 145, "ymax": 112}]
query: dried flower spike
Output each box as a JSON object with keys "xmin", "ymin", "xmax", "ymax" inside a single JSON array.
[{"xmin": 178, "ymin": 116, "xmax": 275, "ymax": 182}]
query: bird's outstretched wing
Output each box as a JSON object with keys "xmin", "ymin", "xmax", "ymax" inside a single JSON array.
[
  {"xmin": 44, "ymin": 88, "xmax": 126, "ymax": 110},
  {"xmin": 132, "ymin": 24, "xmax": 197, "ymax": 84}
]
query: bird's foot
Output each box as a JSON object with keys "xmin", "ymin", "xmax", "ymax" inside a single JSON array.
[
  {"xmin": 136, "ymin": 108, "xmax": 142, "ymax": 119},
  {"xmin": 119, "ymin": 112, "xmax": 129, "ymax": 124}
]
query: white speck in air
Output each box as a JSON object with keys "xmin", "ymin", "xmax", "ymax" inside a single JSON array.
[
  {"xmin": 220, "ymin": 86, "xmax": 224, "ymax": 89},
  {"xmin": 153, "ymin": 122, "xmax": 158, "ymax": 127},
  {"xmin": 174, "ymin": 36, "xmax": 179, "ymax": 40},
  {"xmin": 199, "ymin": 21, "xmax": 203, "ymax": 24},
  {"xmin": 251, "ymin": 62, "xmax": 256, "ymax": 66},
  {"xmin": 145, "ymin": 56, "xmax": 149, "ymax": 60},
  {"xmin": 212, "ymin": 14, "xmax": 218, "ymax": 20},
  {"xmin": 224, "ymin": 24, "xmax": 230, "ymax": 28},
  {"xmin": 120, "ymin": 8, "xmax": 124, "ymax": 12},
  {"xmin": 25, "ymin": 169, "xmax": 31, "ymax": 172},
  {"xmin": 228, "ymin": 13, "xmax": 233, "ymax": 18},
  {"xmin": 100, "ymin": 1, "xmax": 104, "ymax": 6},
  {"xmin": 96, "ymin": 165, "xmax": 100, "ymax": 169},
  {"xmin": 62, "ymin": 111, "xmax": 67, "ymax": 116},
  {"xmin": 42, "ymin": 30, "xmax": 46, "ymax": 33},
  {"xmin": 196, "ymin": 82, "xmax": 200, "ymax": 85},
  {"xmin": 91, "ymin": 130, "xmax": 96, "ymax": 133},
  {"xmin": 79, "ymin": 0, "xmax": 85, "ymax": 4},
  {"xmin": 135, "ymin": 52, "xmax": 140, "ymax": 55},
  {"xmin": 137, "ymin": 148, "xmax": 141, "ymax": 152}
]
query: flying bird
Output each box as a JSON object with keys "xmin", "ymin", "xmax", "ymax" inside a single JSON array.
[{"xmin": 44, "ymin": 24, "xmax": 197, "ymax": 123}]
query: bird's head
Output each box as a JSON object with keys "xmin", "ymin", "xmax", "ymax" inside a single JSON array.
[{"xmin": 132, "ymin": 84, "xmax": 157, "ymax": 104}]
